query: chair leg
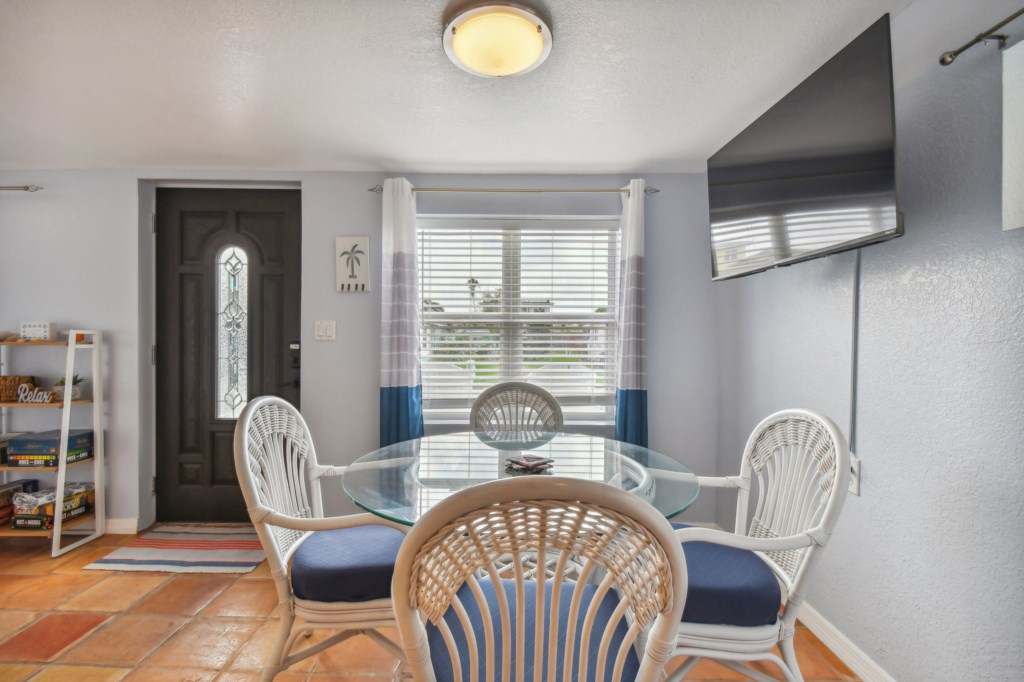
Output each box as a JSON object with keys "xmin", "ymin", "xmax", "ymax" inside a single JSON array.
[
  {"xmin": 261, "ymin": 611, "xmax": 296, "ymax": 682},
  {"xmin": 664, "ymin": 656, "xmax": 700, "ymax": 682},
  {"xmin": 779, "ymin": 635, "xmax": 805, "ymax": 682}
]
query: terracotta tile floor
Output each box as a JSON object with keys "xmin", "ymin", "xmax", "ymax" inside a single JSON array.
[{"xmin": 0, "ymin": 533, "xmax": 860, "ymax": 681}]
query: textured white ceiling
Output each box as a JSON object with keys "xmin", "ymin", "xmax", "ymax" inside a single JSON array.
[{"xmin": 0, "ymin": 0, "xmax": 913, "ymax": 173}]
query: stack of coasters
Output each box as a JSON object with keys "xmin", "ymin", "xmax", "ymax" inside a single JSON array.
[
  {"xmin": 505, "ymin": 454, "xmax": 555, "ymax": 475},
  {"xmin": 6, "ymin": 429, "xmax": 93, "ymax": 468}
]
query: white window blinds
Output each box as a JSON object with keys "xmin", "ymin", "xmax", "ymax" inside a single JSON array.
[{"xmin": 418, "ymin": 215, "xmax": 620, "ymax": 422}]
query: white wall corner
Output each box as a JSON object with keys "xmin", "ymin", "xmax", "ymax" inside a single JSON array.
[
  {"xmin": 104, "ymin": 518, "xmax": 139, "ymax": 534},
  {"xmin": 800, "ymin": 602, "xmax": 896, "ymax": 682}
]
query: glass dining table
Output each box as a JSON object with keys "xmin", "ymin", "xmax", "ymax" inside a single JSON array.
[{"xmin": 342, "ymin": 431, "xmax": 700, "ymax": 526}]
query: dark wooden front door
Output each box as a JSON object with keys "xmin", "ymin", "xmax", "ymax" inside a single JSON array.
[{"xmin": 156, "ymin": 188, "xmax": 301, "ymax": 521}]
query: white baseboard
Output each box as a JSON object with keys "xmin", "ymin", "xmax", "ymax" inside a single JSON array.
[
  {"xmin": 104, "ymin": 518, "xmax": 139, "ymax": 534},
  {"xmin": 800, "ymin": 602, "xmax": 896, "ymax": 682}
]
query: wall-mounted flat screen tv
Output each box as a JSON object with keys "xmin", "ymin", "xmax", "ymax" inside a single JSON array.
[{"xmin": 708, "ymin": 14, "xmax": 902, "ymax": 281}]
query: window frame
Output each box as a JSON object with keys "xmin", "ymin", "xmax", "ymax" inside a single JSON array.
[{"xmin": 417, "ymin": 214, "xmax": 621, "ymax": 426}]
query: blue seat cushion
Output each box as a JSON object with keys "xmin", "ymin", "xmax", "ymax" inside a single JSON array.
[
  {"xmin": 290, "ymin": 525, "xmax": 405, "ymax": 603},
  {"xmin": 427, "ymin": 577, "xmax": 640, "ymax": 682},
  {"xmin": 673, "ymin": 523, "xmax": 782, "ymax": 627}
]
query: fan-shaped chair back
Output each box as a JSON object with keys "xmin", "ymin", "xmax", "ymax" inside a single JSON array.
[
  {"xmin": 393, "ymin": 477, "xmax": 687, "ymax": 682},
  {"xmin": 734, "ymin": 409, "xmax": 850, "ymax": 594},
  {"xmin": 470, "ymin": 382, "xmax": 563, "ymax": 439},
  {"xmin": 234, "ymin": 397, "xmax": 408, "ymax": 680},
  {"xmin": 234, "ymin": 396, "xmax": 324, "ymax": 594}
]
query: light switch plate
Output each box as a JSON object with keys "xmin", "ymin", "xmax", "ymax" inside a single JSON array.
[{"xmin": 314, "ymin": 320, "xmax": 337, "ymax": 341}]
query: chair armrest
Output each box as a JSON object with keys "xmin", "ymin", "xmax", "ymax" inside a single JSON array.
[
  {"xmin": 256, "ymin": 509, "xmax": 409, "ymax": 534},
  {"xmin": 308, "ymin": 463, "xmax": 347, "ymax": 480},
  {"xmin": 695, "ymin": 475, "xmax": 746, "ymax": 490},
  {"xmin": 674, "ymin": 525, "xmax": 815, "ymax": 553}
]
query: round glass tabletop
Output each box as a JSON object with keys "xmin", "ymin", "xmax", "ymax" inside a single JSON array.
[{"xmin": 343, "ymin": 432, "xmax": 700, "ymax": 526}]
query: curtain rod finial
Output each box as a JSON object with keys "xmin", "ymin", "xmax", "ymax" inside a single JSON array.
[
  {"xmin": 0, "ymin": 185, "xmax": 43, "ymax": 192},
  {"xmin": 368, "ymin": 185, "xmax": 384, "ymax": 195},
  {"xmin": 644, "ymin": 186, "xmax": 660, "ymax": 196}
]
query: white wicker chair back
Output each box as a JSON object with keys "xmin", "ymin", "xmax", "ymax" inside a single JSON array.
[
  {"xmin": 234, "ymin": 396, "xmax": 323, "ymax": 597},
  {"xmin": 470, "ymin": 382, "xmax": 564, "ymax": 438},
  {"xmin": 393, "ymin": 477, "xmax": 687, "ymax": 682},
  {"xmin": 735, "ymin": 409, "xmax": 850, "ymax": 593}
]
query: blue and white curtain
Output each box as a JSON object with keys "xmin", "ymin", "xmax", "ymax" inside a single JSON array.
[
  {"xmin": 615, "ymin": 179, "xmax": 648, "ymax": 446},
  {"xmin": 380, "ymin": 178, "xmax": 424, "ymax": 446}
]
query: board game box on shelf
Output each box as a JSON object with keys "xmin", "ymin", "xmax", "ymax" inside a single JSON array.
[
  {"xmin": 11, "ymin": 482, "xmax": 94, "ymax": 530},
  {"xmin": 7, "ymin": 429, "xmax": 94, "ymax": 455},
  {"xmin": 0, "ymin": 479, "xmax": 40, "ymax": 524}
]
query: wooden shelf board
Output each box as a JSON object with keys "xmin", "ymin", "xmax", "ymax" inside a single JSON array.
[
  {"xmin": 0, "ymin": 400, "xmax": 92, "ymax": 409},
  {"xmin": 0, "ymin": 513, "xmax": 96, "ymax": 537},
  {"xmin": 0, "ymin": 457, "xmax": 95, "ymax": 472},
  {"xmin": 0, "ymin": 340, "xmax": 67, "ymax": 347},
  {"xmin": 0, "ymin": 341, "xmax": 94, "ymax": 348}
]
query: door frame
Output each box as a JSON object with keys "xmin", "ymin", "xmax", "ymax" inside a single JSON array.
[{"xmin": 138, "ymin": 180, "xmax": 302, "ymax": 530}]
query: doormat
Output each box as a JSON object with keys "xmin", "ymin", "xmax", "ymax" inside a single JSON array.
[{"xmin": 83, "ymin": 524, "xmax": 266, "ymax": 574}]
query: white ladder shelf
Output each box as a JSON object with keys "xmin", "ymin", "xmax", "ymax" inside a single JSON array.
[{"xmin": 0, "ymin": 330, "xmax": 106, "ymax": 556}]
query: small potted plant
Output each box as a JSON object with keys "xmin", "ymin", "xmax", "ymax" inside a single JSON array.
[{"xmin": 54, "ymin": 373, "xmax": 86, "ymax": 400}]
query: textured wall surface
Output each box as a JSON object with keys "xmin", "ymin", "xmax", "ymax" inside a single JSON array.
[
  {"xmin": 0, "ymin": 170, "xmax": 142, "ymax": 522},
  {"xmin": 714, "ymin": 0, "xmax": 1024, "ymax": 678},
  {"xmin": 714, "ymin": 252, "xmax": 856, "ymax": 528}
]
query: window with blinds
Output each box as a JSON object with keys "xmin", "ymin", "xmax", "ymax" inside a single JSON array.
[{"xmin": 418, "ymin": 215, "xmax": 620, "ymax": 423}]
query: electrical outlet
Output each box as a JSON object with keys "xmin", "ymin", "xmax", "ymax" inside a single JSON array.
[{"xmin": 849, "ymin": 455, "xmax": 861, "ymax": 496}]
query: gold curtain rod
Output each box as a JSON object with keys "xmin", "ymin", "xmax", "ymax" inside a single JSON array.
[
  {"xmin": 0, "ymin": 185, "xmax": 43, "ymax": 192},
  {"xmin": 367, "ymin": 185, "xmax": 659, "ymax": 196}
]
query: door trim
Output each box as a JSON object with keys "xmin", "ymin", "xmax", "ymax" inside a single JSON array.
[{"xmin": 139, "ymin": 180, "xmax": 302, "ymax": 528}]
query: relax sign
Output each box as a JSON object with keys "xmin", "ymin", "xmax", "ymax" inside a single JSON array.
[{"xmin": 17, "ymin": 383, "xmax": 54, "ymax": 403}]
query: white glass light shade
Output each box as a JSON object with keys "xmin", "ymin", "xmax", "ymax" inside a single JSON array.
[{"xmin": 443, "ymin": 5, "xmax": 552, "ymax": 78}]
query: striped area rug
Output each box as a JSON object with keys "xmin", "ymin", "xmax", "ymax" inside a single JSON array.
[{"xmin": 83, "ymin": 524, "xmax": 266, "ymax": 574}]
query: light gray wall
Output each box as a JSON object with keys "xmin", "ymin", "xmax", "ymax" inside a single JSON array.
[
  {"xmin": 0, "ymin": 169, "xmax": 718, "ymax": 524},
  {"xmin": 714, "ymin": 0, "xmax": 1024, "ymax": 678},
  {"xmin": 714, "ymin": 252, "xmax": 857, "ymax": 523},
  {"xmin": 0, "ymin": 169, "xmax": 142, "ymax": 523}
]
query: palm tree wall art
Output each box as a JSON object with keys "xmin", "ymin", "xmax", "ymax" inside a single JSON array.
[{"xmin": 335, "ymin": 236, "xmax": 371, "ymax": 292}]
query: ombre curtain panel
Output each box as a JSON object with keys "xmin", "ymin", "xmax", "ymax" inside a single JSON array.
[
  {"xmin": 615, "ymin": 179, "xmax": 648, "ymax": 447},
  {"xmin": 380, "ymin": 178, "xmax": 424, "ymax": 446}
]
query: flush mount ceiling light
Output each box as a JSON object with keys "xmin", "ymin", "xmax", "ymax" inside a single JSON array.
[{"xmin": 443, "ymin": 4, "xmax": 553, "ymax": 78}]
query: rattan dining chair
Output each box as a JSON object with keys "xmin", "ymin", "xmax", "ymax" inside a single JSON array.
[
  {"xmin": 470, "ymin": 382, "xmax": 563, "ymax": 438},
  {"xmin": 392, "ymin": 476, "xmax": 689, "ymax": 682},
  {"xmin": 233, "ymin": 396, "xmax": 408, "ymax": 681},
  {"xmin": 667, "ymin": 409, "xmax": 850, "ymax": 682}
]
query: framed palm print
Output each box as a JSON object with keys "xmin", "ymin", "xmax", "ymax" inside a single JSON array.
[{"xmin": 336, "ymin": 236, "xmax": 370, "ymax": 292}]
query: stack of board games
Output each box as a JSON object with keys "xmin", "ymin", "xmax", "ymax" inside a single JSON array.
[
  {"xmin": 505, "ymin": 454, "xmax": 555, "ymax": 475},
  {"xmin": 0, "ymin": 432, "xmax": 27, "ymax": 465},
  {"xmin": 11, "ymin": 483, "xmax": 94, "ymax": 530},
  {"xmin": 0, "ymin": 479, "xmax": 39, "ymax": 524},
  {"xmin": 5, "ymin": 429, "xmax": 93, "ymax": 468}
]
